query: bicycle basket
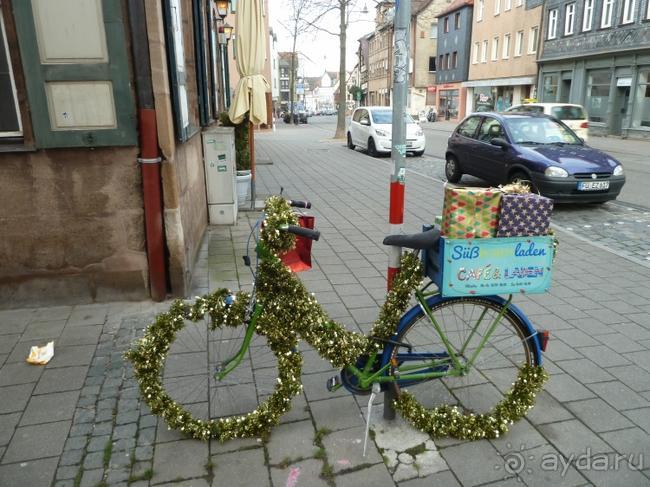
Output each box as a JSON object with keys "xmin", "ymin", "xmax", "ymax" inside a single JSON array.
[{"xmin": 280, "ymin": 214, "xmax": 315, "ymax": 273}]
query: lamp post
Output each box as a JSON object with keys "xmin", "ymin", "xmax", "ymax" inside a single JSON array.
[{"xmin": 218, "ymin": 23, "xmax": 233, "ymax": 108}]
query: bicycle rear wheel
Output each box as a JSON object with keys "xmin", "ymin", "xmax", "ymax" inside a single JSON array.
[{"xmin": 389, "ymin": 296, "xmax": 538, "ymax": 415}]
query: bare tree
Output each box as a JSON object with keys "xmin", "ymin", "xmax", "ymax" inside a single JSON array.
[
  {"xmin": 307, "ymin": 0, "xmax": 367, "ymax": 139},
  {"xmin": 280, "ymin": 0, "xmax": 315, "ymax": 122}
]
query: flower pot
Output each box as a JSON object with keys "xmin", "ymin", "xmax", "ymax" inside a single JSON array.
[{"xmin": 236, "ymin": 170, "xmax": 252, "ymax": 205}]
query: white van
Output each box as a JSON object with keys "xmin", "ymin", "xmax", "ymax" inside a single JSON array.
[{"xmin": 505, "ymin": 103, "xmax": 589, "ymax": 141}]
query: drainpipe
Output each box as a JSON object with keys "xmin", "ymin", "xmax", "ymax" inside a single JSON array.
[{"xmin": 128, "ymin": 0, "xmax": 168, "ymax": 301}]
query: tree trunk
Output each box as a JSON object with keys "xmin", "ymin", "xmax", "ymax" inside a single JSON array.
[{"xmin": 334, "ymin": 0, "xmax": 346, "ymax": 139}]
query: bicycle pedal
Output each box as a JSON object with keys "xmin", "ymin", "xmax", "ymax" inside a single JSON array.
[{"xmin": 327, "ymin": 375, "xmax": 342, "ymax": 392}]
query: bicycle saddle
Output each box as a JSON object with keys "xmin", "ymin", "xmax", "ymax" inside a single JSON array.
[{"xmin": 382, "ymin": 228, "xmax": 440, "ymax": 250}]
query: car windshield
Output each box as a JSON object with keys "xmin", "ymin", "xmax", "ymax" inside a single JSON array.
[
  {"xmin": 371, "ymin": 110, "xmax": 415, "ymax": 124},
  {"xmin": 506, "ymin": 117, "xmax": 582, "ymax": 145}
]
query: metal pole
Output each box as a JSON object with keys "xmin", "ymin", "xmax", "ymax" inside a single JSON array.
[{"xmin": 385, "ymin": 0, "xmax": 410, "ymax": 420}]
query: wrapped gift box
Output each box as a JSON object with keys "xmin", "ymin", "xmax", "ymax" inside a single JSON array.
[
  {"xmin": 497, "ymin": 193, "xmax": 553, "ymax": 237},
  {"xmin": 441, "ymin": 186, "xmax": 501, "ymax": 238}
]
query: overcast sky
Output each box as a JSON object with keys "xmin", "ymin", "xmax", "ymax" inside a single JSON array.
[{"xmin": 269, "ymin": 0, "xmax": 377, "ymax": 76}]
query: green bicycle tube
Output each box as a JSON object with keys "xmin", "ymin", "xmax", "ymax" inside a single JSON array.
[
  {"xmin": 215, "ymin": 304, "xmax": 263, "ymax": 381},
  {"xmin": 415, "ymin": 291, "xmax": 464, "ymax": 370},
  {"xmin": 465, "ymin": 295, "xmax": 513, "ymax": 370}
]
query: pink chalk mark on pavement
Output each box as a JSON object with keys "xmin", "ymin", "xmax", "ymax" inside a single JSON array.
[
  {"xmin": 286, "ymin": 466, "xmax": 301, "ymax": 487},
  {"xmin": 337, "ymin": 459, "xmax": 352, "ymax": 467}
]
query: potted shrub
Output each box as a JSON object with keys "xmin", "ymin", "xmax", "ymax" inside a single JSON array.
[{"xmin": 220, "ymin": 112, "xmax": 251, "ymax": 204}]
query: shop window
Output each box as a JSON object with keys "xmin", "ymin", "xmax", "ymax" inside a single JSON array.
[
  {"xmin": 632, "ymin": 70, "xmax": 650, "ymax": 128},
  {"xmin": 622, "ymin": 0, "xmax": 636, "ymax": 24},
  {"xmin": 542, "ymin": 74, "xmax": 559, "ymax": 101},
  {"xmin": 564, "ymin": 4, "xmax": 575, "ymax": 35},
  {"xmin": 582, "ymin": 0, "xmax": 593, "ymax": 31},
  {"xmin": 586, "ymin": 70, "xmax": 612, "ymax": 123},
  {"xmin": 548, "ymin": 9, "xmax": 558, "ymax": 39},
  {"xmin": 601, "ymin": 0, "xmax": 614, "ymax": 28},
  {"xmin": 0, "ymin": 8, "xmax": 21, "ymax": 138}
]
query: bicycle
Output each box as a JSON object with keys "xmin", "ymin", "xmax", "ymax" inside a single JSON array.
[{"xmin": 126, "ymin": 196, "xmax": 550, "ymax": 442}]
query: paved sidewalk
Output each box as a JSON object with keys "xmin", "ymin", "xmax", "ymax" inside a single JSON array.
[{"xmin": 1, "ymin": 123, "xmax": 650, "ymax": 486}]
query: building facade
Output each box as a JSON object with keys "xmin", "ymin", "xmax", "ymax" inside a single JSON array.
[
  {"xmin": 538, "ymin": 0, "xmax": 650, "ymax": 138},
  {"xmin": 410, "ymin": 0, "xmax": 452, "ymax": 115},
  {"xmin": 0, "ymin": 0, "xmax": 264, "ymax": 306},
  {"xmin": 367, "ymin": 2, "xmax": 394, "ymax": 106},
  {"xmin": 278, "ymin": 52, "xmax": 299, "ymax": 111},
  {"xmin": 465, "ymin": 0, "xmax": 542, "ymax": 113},
  {"xmin": 435, "ymin": 0, "xmax": 474, "ymax": 121}
]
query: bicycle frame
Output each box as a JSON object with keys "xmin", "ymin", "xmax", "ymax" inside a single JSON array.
[
  {"xmin": 215, "ymin": 278, "xmax": 515, "ymax": 393},
  {"xmin": 339, "ymin": 287, "xmax": 514, "ymax": 391}
]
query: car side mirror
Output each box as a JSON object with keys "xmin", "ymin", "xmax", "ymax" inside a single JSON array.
[
  {"xmin": 360, "ymin": 119, "xmax": 370, "ymax": 126},
  {"xmin": 490, "ymin": 137, "xmax": 510, "ymax": 149}
]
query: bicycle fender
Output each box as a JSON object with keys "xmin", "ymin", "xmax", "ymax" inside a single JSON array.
[{"xmin": 380, "ymin": 295, "xmax": 543, "ymax": 368}]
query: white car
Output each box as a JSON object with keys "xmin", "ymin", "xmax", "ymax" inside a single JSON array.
[
  {"xmin": 347, "ymin": 106, "xmax": 426, "ymax": 157},
  {"xmin": 505, "ymin": 103, "xmax": 589, "ymax": 141}
]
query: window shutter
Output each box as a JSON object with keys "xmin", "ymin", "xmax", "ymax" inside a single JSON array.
[{"xmin": 12, "ymin": 0, "xmax": 136, "ymax": 148}]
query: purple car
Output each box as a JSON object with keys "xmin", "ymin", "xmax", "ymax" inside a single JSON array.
[{"xmin": 445, "ymin": 112, "xmax": 625, "ymax": 203}]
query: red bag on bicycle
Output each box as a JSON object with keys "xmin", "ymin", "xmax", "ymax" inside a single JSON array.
[{"xmin": 280, "ymin": 215, "xmax": 314, "ymax": 273}]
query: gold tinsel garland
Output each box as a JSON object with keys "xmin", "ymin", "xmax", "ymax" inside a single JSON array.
[
  {"xmin": 126, "ymin": 197, "xmax": 547, "ymax": 441},
  {"xmin": 393, "ymin": 364, "xmax": 549, "ymax": 440}
]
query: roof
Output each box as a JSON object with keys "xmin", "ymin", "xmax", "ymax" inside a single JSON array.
[
  {"xmin": 412, "ymin": 0, "xmax": 432, "ymax": 16},
  {"xmin": 436, "ymin": 0, "xmax": 473, "ymax": 18}
]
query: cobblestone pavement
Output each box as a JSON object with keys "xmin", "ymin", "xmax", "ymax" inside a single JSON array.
[
  {"xmin": 1, "ymin": 123, "xmax": 650, "ymax": 486},
  {"xmin": 407, "ymin": 155, "xmax": 650, "ymax": 267}
]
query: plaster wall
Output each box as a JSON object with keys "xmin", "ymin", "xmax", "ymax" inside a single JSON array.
[{"xmin": 0, "ymin": 147, "xmax": 149, "ymax": 307}]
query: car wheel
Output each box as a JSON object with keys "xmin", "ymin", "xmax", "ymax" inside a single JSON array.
[
  {"xmin": 347, "ymin": 132, "xmax": 355, "ymax": 150},
  {"xmin": 508, "ymin": 171, "xmax": 536, "ymax": 191},
  {"xmin": 413, "ymin": 150, "xmax": 424, "ymax": 157},
  {"xmin": 367, "ymin": 138, "xmax": 378, "ymax": 157},
  {"xmin": 445, "ymin": 155, "xmax": 462, "ymax": 183}
]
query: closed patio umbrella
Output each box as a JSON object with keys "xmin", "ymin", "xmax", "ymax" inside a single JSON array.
[{"xmin": 228, "ymin": 0, "xmax": 270, "ymax": 208}]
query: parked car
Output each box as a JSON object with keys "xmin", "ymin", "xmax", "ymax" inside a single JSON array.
[
  {"xmin": 347, "ymin": 106, "xmax": 426, "ymax": 157},
  {"xmin": 504, "ymin": 103, "xmax": 590, "ymax": 141},
  {"xmin": 445, "ymin": 112, "xmax": 625, "ymax": 203}
]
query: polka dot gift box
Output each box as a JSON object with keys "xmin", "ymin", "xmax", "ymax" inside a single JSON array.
[{"xmin": 441, "ymin": 185, "xmax": 502, "ymax": 238}]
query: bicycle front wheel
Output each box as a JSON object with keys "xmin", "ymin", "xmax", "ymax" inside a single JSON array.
[{"xmin": 390, "ymin": 297, "xmax": 539, "ymax": 415}]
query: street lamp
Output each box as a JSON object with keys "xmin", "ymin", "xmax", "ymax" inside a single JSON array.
[{"xmin": 215, "ymin": 0, "xmax": 229, "ymax": 19}]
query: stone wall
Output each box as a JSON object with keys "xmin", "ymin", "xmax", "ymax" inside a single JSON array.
[{"xmin": 0, "ymin": 147, "xmax": 149, "ymax": 307}]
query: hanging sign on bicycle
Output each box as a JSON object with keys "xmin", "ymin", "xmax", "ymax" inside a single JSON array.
[{"xmin": 429, "ymin": 236, "xmax": 554, "ymax": 297}]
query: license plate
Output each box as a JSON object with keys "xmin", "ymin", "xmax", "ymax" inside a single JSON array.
[{"xmin": 577, "ymin": 181, "xmax": 609, "ymax": 191}]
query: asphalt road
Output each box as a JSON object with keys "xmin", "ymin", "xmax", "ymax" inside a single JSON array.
[{"xmin": 305, "ymin": 114, "xmax": 650, "ymax": 266}]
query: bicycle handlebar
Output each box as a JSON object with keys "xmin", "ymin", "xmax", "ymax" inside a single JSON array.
[
  {"xmin": 282, "ymin": 225, "xmax": 320, "ymax": 241},
  {"xmin": 288, "ymin": 199, "xmax": 311, "ymax": 209}
]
